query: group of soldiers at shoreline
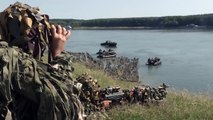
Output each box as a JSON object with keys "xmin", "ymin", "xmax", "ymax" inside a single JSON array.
[{"xmin": 73, "ymin": 73, "xmax": 168, "ymax": 119}]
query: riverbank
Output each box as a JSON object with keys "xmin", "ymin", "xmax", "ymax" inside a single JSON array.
[
  {"xmin": 70, "ymin": 52, "xmax": 139, "ymax": 82},
  {"xmin": 73, "ymin": 62, "xmax": 213, "ymax": 120}
]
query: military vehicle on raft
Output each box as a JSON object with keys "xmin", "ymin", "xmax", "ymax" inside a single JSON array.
[{"xmin": 97, "ymin": 49, "xmax": 116, "ymax": 58}]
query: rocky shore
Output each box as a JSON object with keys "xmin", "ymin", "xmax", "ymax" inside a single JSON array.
[{"xmin": 69, "ymin": 52, "xmax": 139, "ymax": 82}]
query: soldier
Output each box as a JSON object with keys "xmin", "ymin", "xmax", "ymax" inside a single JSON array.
[{"xmin": 0, "ymin": 2, "xmax": 84, "ymax": 120}]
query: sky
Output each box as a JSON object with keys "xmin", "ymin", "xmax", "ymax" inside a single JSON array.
[{"xmin": 1, "ymin": 0, "xmax": 213, "ymax": 20}]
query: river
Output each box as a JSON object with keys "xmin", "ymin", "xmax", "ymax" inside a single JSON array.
[{"xmin": 65, "ymin": 29, "xmax": 213, "ymax": 93}]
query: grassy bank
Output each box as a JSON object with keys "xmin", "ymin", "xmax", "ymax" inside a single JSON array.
[
  {"xmin": 72, "ymin": 62, "xmax": 213, "ymax": 120},
  {"xmin": 107, "ymin": 92, "xmax": 213, "ymax": 120},
  {"xmin": 72, "ymin": 62, "xmax": 138, "ymax": 89}
]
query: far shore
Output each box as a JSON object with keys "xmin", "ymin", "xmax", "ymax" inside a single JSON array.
[{"xmin": 72, "ymin": 26, "xmax": 212, "ymax": 30}]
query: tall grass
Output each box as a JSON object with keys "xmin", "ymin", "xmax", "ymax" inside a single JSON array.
[
  {"xmin": 107, "ymin": 91, "xmax": 213, "ymax": 120},
  {"xmin": 73, "ymin": 62, "xmax": 213, "ymax": 120}
]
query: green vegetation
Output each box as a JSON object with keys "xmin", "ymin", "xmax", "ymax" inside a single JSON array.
[
  {"xmin": 107, "ymin": 92, "xmax": 213, "ymax": 120},
  {"xmin": 72, "ymin": 62, "xmax": 213, "ymax": 120},
  {"xmin": 50, "ymin": 14, "xmax": 213, "ymax": 29},
  {"xmin": 72, "ymin": 62, "xmax": 138, "ymax": 89}
]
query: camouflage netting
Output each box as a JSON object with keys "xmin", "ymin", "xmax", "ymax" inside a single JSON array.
[
  {"xmin": 69, "ymin": 52, "xmax": 139, "ymax": 82},
  {"xmin": 76, "ymin": 73, "xmax": 109, "ymax": 119}
]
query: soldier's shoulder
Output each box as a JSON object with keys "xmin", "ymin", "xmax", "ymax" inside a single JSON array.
[{"xmin": 0, "ymin": 41, "xmax": 8, "ymax": 47}]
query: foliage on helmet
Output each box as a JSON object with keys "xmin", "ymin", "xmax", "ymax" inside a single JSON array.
[{"xmin": 0, "ymin": 2, "xmax": 51, "ymax": 60}]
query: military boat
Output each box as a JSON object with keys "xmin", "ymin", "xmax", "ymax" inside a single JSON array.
[
  {"xmin": 97, "ymin": 53, "xmax": 116, "ymax": 58},
  {"xmin": 100, "ymin": 40, "xmax": 117, "ymax": 47},
  {"xmin": 146, "ymin": 57, "xmax": 161, "ymax": 66}
]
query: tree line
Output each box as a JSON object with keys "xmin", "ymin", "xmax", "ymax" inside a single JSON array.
[{"xmin": 50, "ymin": 14, "xmax": 213, "ymax": 29}]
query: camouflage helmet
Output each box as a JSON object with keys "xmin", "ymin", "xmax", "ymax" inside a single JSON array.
[{"xmin": 0, "ymin": 2, "xmax": 51, "ymax": 60}]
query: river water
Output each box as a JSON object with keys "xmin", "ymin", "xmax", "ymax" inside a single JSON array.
[{"xmin": 65, "ymin": 29, "xmax": 213, "ymax": 93}]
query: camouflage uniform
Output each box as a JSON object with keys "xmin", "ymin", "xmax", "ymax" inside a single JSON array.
[{"xmin": 0, "ymin": 2, "xmax": 84, "ymax": 120}]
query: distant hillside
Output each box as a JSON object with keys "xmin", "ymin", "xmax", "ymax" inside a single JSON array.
[{"xmin": 50, "ymin": 14, "xmax": 213, "ymax": 29}]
